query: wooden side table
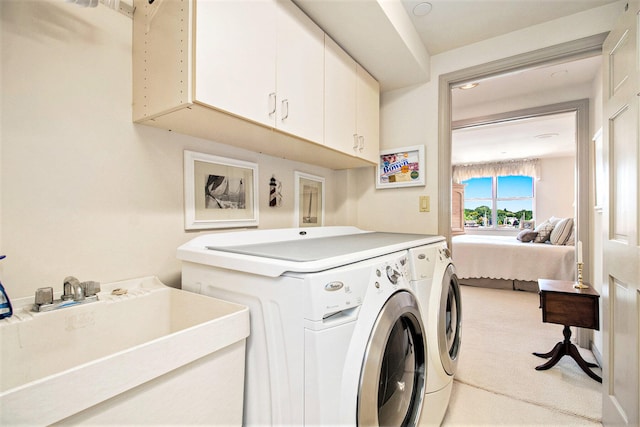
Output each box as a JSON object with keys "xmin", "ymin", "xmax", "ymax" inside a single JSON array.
[{"xmin": 533, "ymin": 279, "xmax": 601, "ymax": 383}]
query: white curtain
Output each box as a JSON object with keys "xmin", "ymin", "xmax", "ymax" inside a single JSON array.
[{"xmin": 452, "ymin": 158, "xmax": 539, "ymax": 183}]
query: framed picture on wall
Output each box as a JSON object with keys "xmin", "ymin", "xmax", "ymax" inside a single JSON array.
[
  {"xmin": 376, "ymin": 145, "xmax": 426, "ymax": 189},
  {"xmin": 294, "ymin": 171, "xmax": 324, "ymax": 227},
  {"xmin": 184, "ymin": 150, "xmax": 259, "ymax": 230}
]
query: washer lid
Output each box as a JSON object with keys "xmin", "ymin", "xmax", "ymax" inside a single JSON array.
[
  {"xmin": 178, "ymin": 228, "xmax": 445, "ymax": 277},
  {"xmin": 207, "ymin": 232, "xmax": 440, "ymax": 262}
]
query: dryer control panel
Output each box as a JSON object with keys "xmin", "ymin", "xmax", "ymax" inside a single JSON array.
[{"xmin": 407, "ymin": 242, "xmax": 445, "ymax": 281}]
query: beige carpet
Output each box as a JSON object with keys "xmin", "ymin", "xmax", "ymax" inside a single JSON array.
[{"xmin": 442, "ymin": 285, "xmax": 602, "ymax": 426}]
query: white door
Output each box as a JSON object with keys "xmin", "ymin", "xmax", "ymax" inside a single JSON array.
[{"xmin": 602, "ymin": 1, "xmax": 640, "ymax": 425}]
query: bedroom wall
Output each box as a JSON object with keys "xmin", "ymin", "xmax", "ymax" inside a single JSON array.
[
  {"xmin": 0, "ymin": 1, "xmax": 353, "ymax": 299},
  {"xmin": 536, "ymin": 156, "xmax": 576, "ymax": 223}
]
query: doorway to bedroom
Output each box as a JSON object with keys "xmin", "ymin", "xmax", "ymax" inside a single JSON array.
[{"xmin": 438, "ymin": 34, "xmax": 607, "ymax": 288}]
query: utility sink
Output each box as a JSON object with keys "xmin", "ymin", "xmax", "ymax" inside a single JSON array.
[{"xmin": 0, "ymin": 276, "xmax": 249, "ymax": 426}]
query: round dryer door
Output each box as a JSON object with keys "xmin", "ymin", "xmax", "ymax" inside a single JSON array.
[
  {"xmin": 438, "ymin": 264, "xmax": 462, "ymax": 375},
  {"xmin": 357, "ymin": 291, "xmax": 426, "ymax": 427}
]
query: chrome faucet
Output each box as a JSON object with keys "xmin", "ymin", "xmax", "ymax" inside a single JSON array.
[
  {"xmin": 33, "ymin": 276, "xmax": 100, "ymax": 312},
  {"xmin": 62, "ymin": 276, "xmax": 84, "ymax": 301}
]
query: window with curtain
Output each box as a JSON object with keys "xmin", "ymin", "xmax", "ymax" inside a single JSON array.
[{"xmin": 454, "ymin": 159, "xmax": 537, "ymax": 230}]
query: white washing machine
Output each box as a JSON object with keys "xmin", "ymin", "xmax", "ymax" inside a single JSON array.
[
  {"xmin": 177, "ymin": 226, "xmax": 443, "ymax": 426},
  {"xmin": 408, "ymin": 242, "xmax": 462, "ymax": 426}
]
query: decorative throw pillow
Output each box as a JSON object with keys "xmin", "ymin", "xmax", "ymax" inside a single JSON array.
[
  {"xmin": 533, "ymin": 218, "xmax": 559, "ymax": 243},
  {"xmin": 550, "ymin": 217, "xmax": 574, "ymax": 245},
  {"xmin": 517, "ymin": 229, "xmax": 538, "ymax": 242}
]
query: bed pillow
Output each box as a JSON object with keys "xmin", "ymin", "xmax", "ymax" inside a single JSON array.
[
  {"xmin": 550, "ymin": 217, "xmax": 573, "ymax": 245},
  {"xmin": 564, "ymin": 225, "xmax": 575, "ymax": 246},
  {"xmin": 516, "ymin": 229, "xmax": 538, "ymax": 242},
  {"xmin": 533, "ymin": 218, "xmax": 560, "ymax": 243}
]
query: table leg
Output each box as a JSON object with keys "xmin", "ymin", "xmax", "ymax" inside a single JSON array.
[
  {"xmin": 533, "ymin": 325, "xmax": 602, "ymax": 383},
  {"xmin": 533, "ymin": 342, "xmax": 562, "ymax": 359},
  {"xmin": 533, "ymin": 343, "xmax": 565, "ymax": 371},
  {"xmin": 567, "ymin": 342, "xmax": 602, "ymax": 383}
]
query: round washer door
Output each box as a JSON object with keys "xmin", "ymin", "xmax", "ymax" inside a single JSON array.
[
  {"xmin": 357, "ymin": 291, "xmax": 426, "ymax": 427},
  {"xmin": 438, "ymin": 264, "xmax": 462, "ymax": 375}
]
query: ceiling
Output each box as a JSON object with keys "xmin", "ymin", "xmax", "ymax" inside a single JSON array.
[
  {"xmin": 400, "ymin": 0, "xmax": 618, "ymax": 56},
  {"xmin": 450, "ymin": 55, "xmax": 603, "ymax": 113},
  {"xmin": 452, "ymin": 111, "xmax": 577, "ymax": 165},
  {"xmin": 294, "ymin": 0, "xmax": 618, "ymax": 91},
  {"xmin": 451, "ymin": 54, "xmax": 602, "ymax": 165}
]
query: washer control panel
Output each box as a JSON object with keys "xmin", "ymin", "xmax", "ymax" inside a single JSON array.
[{"xmin": 304, "ymin": 251, "xmax": 409, "ymax": 323}]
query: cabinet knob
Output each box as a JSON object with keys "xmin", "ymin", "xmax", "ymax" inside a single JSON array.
[{"xmin": 281, "ymin": 99, "xmax": 289, "ymax": 120}]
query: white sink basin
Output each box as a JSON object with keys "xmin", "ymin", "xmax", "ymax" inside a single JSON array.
[{"xmin": 0, "ymin": 276, "xmax": 249, "ymax": 426}]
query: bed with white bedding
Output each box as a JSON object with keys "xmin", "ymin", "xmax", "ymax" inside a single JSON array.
[{"xmin": 451, "ymin": 234, "xmax": 576, "ymax": 291}]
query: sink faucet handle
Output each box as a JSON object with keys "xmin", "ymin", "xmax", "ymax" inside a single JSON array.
[
  {"xmin": 81, "ymin": 281, "xmax": 101, "ymax": 297},
  {"xmin": 35, "ymin": 287, "xmax": 54, "ymax": 306}
]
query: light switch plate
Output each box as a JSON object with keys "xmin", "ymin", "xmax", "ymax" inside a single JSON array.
[{"xmin": 419, "ymin": 196, "xmax": 430, "ymax": 212}]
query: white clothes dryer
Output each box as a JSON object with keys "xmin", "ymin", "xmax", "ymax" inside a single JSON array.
[
  {"xmin": 177, "ymin": 227, "xmax": 443, "ymax": 426},
  {"xmin": 408, "ymin": 242, "xmax": 462, "ymax": 426}
]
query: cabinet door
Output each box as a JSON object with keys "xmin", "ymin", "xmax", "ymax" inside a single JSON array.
[
  {"xmin": 324, "ymin": 36, "xmax": 357, "ymax": 155},
  {"xmin": 194, "ymin": 0, "xmax": 277, "ymax": 128},
  {"xmin": 276, "ymin": 0, "xmax": 325, "ymax": 143},
  {"xmin": 356, "ymin": 65, "xmax": 380, "ymax": 163}
]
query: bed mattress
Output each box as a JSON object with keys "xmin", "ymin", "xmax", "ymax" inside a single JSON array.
[{"xmin": 451, "ymin": 234, "xmax": 575, "ymax": 282}]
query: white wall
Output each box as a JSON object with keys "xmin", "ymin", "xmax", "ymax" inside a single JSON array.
[
  {"xmin": 536, "ymin": 156, "xmax": 576, "ymax": 222},
  {"xmin": 355, "ymin": 1, "xmax": 624, "ymax": 235},
  {"xmin": 0, "ymin": 1, "xmax": 352, "ymax": 298}
]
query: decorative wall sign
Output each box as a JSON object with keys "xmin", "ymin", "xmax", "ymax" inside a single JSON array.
[
  {"xmin": 269, "ymin": 175, "xmax": 283, "ymax": 208},
  {"xmin": 294, "ymin": 171, "xmax": 324, "ymax": 227},
  {"xmin": 376, "ymin": 145, "xmax": 425, "ymax": 189},
  {"xmin": 184, "ymin": 150, "xmax": 258, "ymax": 230}
]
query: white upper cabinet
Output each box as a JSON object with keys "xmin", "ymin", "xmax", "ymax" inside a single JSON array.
[
  {"xmin": 324, "ymin": 36, "xmax": 358, "ymax": 155},
  {"xmin": 195, "ymin": 0, "xmax": 323, "ymax": 143},
  {"xmin": 194, "ymin": 1, "xmax": 277, "ymax": 128},
  {"xmin": 356, "ymin": 65, "xmax": 380, "ymax": 164},
  {"xmin": 276, "ymin": 1, "xmax": 325, "ymax": 143},
  {"xmin": 132, "ymin": 0, "xmax": 378, "ymax": 169},
  {"xmin": 324, "ymin": 36, "xmax": 379, "ymax": 162}
]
